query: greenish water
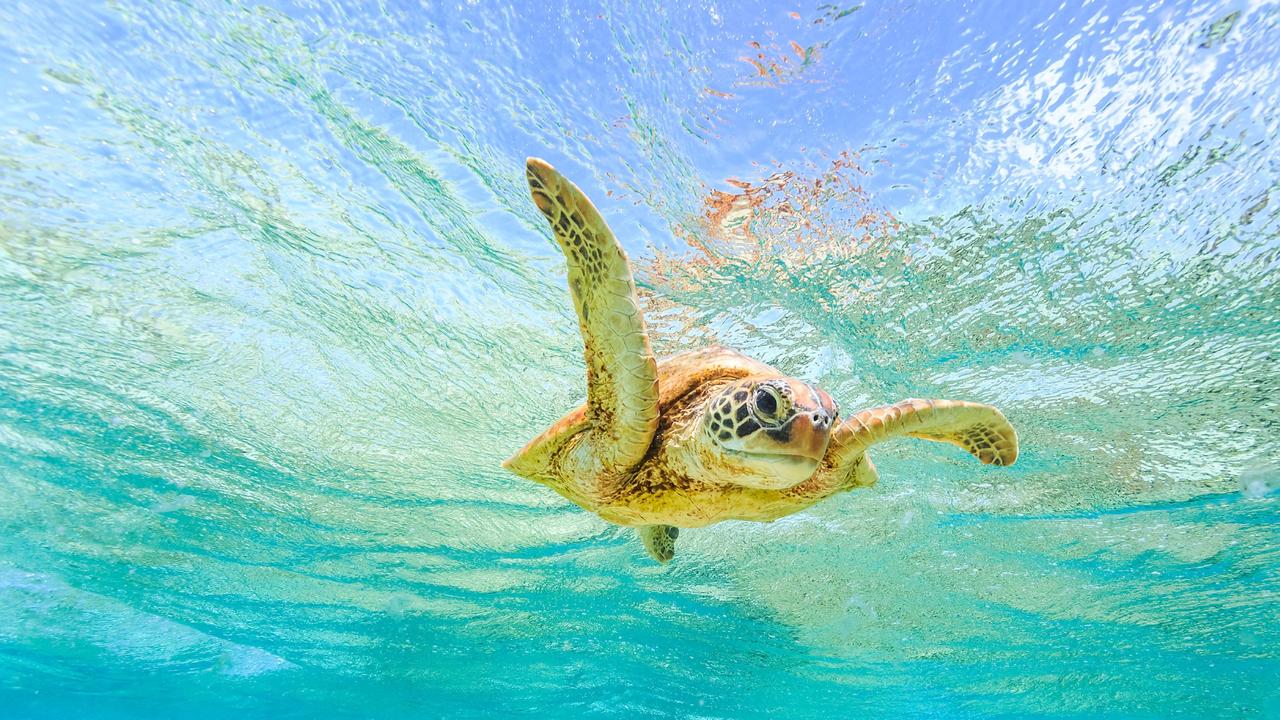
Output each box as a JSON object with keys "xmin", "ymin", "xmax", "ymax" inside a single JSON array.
[{"xmin": 1, "ymin": 1, "xmax": 1277, "ymax": 717}]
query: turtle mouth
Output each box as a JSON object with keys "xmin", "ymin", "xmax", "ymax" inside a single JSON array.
[
  {"xmin": 721, "ymin": 447, "xmax": 819, "ymax": 487},
  {"xmin": 722, "ymin": 444, "xmax": 826, "ymax": 463},
  {"xmin": 722, "ymin": 447, "xmax": 823, "ymax": 473},
  {"xmin": 736, "ymin": 450, "xmax": 822, "ymax": 465}
]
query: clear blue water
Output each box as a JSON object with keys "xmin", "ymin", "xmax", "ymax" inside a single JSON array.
[{"xmin": 2, "ymin": 1, "xmax": 1278, "ymax": 717}]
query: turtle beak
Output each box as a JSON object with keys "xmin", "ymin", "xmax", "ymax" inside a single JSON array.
[
  {"xmin": 811, "ymin": 386, "xmax": 838, "ymax": 421},
  {"xmin": 778, "ymin": 386, "xmax": 839, "ymax": 458},
  {"xmin": 783, "ymin": 386, "xmax": 837, "ymax": 462},
  {"xmin": 787, "ymin": 409, "xmax": 835, "ymax": 462}
]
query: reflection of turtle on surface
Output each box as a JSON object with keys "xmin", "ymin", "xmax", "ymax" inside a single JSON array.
[{"xmin": 504, "ymin": 158, "xmax": 1018, "ymax": 563}]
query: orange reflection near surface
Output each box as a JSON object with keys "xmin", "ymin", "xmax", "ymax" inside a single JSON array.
[
  {"xmin": 739, "ymin": 38, "xmax": 824, "ymax": 87},
  {"xmin": 649, "ymin": 150, "xmax": 900, "ymax": 285},
  {"xmin": 733, "ymin": 5, "xmax": 862, "ymax": 88}
]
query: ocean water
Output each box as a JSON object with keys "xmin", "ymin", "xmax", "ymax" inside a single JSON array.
[{"xmin": 1, "ymin": 0, "xmax": 1278, "ymax": 717}]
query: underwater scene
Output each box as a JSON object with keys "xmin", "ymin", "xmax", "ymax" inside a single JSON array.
[{"xmin": 1, "ymin": 0, "xmax": 1277, "ymax": 717}]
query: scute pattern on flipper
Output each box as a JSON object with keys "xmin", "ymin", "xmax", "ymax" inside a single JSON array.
[
  {"xmin": 638, "ymin": 524, "xmax": 678, "ymax": 563},
  {"xmin": 837, "ymin": 399, "xmax": 1017, "ymax": 466},
  {"xmin": 927, "ymin": 420, "xmax": 1013, "ymax": 465},
  {"xmin": 524, "ymin": 158, "xmax": 659, "ymax": 477},
  {"xmin": 897, "ymin": 398, "xmax": 1018, "ymax": 466},
  {"xmin": 811, "ymin": 398, "xmax": 1018, "ymax": 493}
]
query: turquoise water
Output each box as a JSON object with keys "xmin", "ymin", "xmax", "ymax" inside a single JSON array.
[{"xmin": 2, "ymin": 0, "xmax": 1278, "ymax": 717}]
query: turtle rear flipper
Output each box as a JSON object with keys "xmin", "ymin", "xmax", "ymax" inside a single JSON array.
[
  {"xmin": 525, "ymin": 158, "xmax": 659, "ymax": 478},
  {"xmin": 638, "ymin": 525, "xmax": 679, "ymax": 563}
]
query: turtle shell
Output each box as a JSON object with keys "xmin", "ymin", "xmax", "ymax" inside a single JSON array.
[{"xmin": 503, "ymin": 345, "xmax": 778, "ymax": 480}]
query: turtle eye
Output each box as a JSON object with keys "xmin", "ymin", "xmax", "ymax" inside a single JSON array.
[{"xmin": 752, "ymin": 385, "xmax": 787, "ymax": 424}]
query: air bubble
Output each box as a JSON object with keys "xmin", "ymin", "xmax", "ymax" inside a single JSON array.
[{"xmin": 1239, "ymin": 464, "xmax": 1278, "ymax": 499}]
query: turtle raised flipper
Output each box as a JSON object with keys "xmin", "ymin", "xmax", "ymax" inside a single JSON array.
[
  {"xmin": 813, "ymin": 398, "xmax": 1018, "ymax": 490},
  {"xmin": 524, "ymin": 158, "xmax": 659, "ymax": 476},
  {"xmin": 638, "ymin": 525, "xmax": 679, "ymax": 563}
]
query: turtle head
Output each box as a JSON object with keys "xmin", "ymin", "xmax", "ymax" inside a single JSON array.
[{"xmin": 700, "ymin": 377, "xmax": 839, "ymax": 489}]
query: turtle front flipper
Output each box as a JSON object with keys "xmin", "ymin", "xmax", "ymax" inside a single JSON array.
[
  {"xmin": 525, "ymin": 158, "xmax": 659, "ymax": 476},
  {"xmin": 638, "ymin": 525, "xmax": 679, "ymax": 563},
  {"xmin": 811, "ymin": 399, "xmax": 1018, "ymax": 491}
]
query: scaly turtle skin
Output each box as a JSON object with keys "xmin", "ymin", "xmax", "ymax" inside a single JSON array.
[{"xmin": 504, "ymin": 158, "xmax": 1018, "ymax": 563}]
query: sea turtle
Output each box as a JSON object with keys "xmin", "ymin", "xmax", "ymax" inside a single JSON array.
[{"xmin": 504, "ymin": 158, "xmax": 1018, "ymax": 563}]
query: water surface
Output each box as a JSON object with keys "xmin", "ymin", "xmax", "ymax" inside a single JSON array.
[{"xmin": 1, "ymin": 1, "xmax": 1278, "ymax": 717}]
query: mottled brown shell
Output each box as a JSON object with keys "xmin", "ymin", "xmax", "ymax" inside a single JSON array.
[{"xmin": 503, "ymin": 346, "xmax": 776, "ymax": 480}]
